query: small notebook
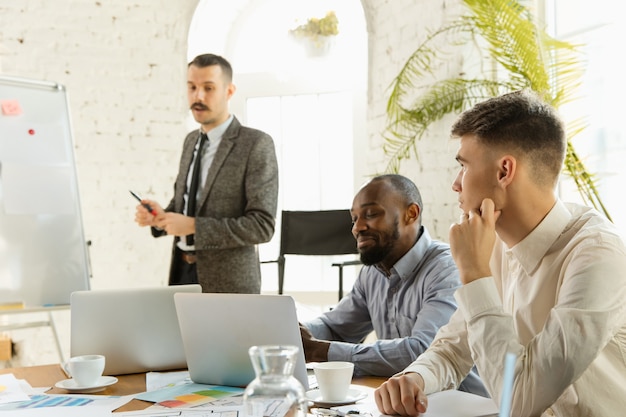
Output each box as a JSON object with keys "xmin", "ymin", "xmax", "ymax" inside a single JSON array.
[{"xmin": 175, "ymin": 292, "xmax": 309, "ymax": 389}]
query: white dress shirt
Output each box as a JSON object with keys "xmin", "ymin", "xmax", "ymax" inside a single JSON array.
[
  {"xmin": 403, "ymin": 200, "xmax": 626, "ymax": 417},
  {"xmin": 177, "ymin": 115, "xmax": 233, "ymax": 252}
]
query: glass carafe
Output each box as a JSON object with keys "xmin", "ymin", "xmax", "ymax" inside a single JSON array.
[{"xmin": 243, "ymin": 345, "xmax": 306, "ymax": 417}]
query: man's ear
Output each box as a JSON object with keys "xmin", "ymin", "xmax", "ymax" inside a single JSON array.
[
  {"xmin": 227, "ymin": 82, "xmax": 236, "ymax": 99},
  {"xmin": 405, "ymin": 202, "xmax": 421, "ymax": 224},
  {"xmin": 497, "ymin": 155, "xmax": 516, "ymax": 186}
]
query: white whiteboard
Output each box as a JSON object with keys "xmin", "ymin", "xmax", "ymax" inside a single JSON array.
[{"xmin": 0, "ymin": 75, "xmax": 90, "ymax": 306}]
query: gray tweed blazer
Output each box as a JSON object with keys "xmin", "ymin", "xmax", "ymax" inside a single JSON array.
[{"xmin": 155, "ymin": 116, "xmax": 279, "ymax": 293}]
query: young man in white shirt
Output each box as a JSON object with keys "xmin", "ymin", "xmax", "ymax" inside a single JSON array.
[{"xmin": 374, "ymin": 90, "xmax": 626, "ymax": 417}]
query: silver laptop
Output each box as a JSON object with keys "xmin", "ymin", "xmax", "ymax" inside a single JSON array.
[
  {"xmin": 70, "ymin": 284, "xmax": 202, "ymax": 375},
  {"xmin": 174, "ymin": 293, "xmax": 309, "ymax": 389}
]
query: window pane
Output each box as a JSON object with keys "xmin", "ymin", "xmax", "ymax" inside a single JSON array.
[
  {"xmin": 550, "ymin": 0, "xmax": 626, "ymax": 229},
  {"xmin": 248, "ymin": 93, "xmax": 357, "ymax": 293}
]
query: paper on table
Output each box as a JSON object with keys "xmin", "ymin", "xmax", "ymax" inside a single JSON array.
[
  {"xmin": 0, "ymin": 374, "xmax": 30, "ymax": 404},
  {"xmin": 146, "ymin": 371, "xmax": 192, "ymax": 392},
  {"xmin": 2, "ymin": 406, "xmax": 110, "ymax": 416},
  {"xmin": 333, "ymin": 388, "xmax": 498, "ymax": 417},
  {"xmin": 116, "ymin": 409, "xmax": 241, "ymax": 416},
  {"xmin": 136, "ymin": 382, "xmax": 243, "ymax": 408},
  {"xmin": 421, "ymin": 390, "xmax": 498, "ymax": 417},
  {"xmin": 0, "ymin": 393, "xmax": 134, "ymax": 413},
  {"xmin": 11, "ymin": 377, "xmax": 49, "ymax": 397}
]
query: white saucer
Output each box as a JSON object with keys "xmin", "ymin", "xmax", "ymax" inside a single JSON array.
[
  {"xmin": 305, "ymin": 388, "xmax": 368, "ymax": 406},
  {"xmin": 55, "ymin": 376, "xmax": 118, "ymax": 393}
]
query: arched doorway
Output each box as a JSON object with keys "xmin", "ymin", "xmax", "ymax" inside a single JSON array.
[{"xmin": 188, "ymin": 0, "xmax": 367, "ymax": 294}]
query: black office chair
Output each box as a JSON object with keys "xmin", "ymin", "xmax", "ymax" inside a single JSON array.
[{"xmin": 262, "ymin": 210, "xmax": 362, "ymax": 301}]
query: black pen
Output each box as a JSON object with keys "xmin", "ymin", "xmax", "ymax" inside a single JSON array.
[{"xmin": 129, "ymin": 190, "xmax": 157, "ymax": 216}]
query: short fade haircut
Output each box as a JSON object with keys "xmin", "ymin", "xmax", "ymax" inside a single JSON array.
[
  {"xmin": 188, "ymin": 53, "xmax": 233, "ymax": 83},
  {"xmin": 370, "ymin": 174, "xmax": 423, "ymax": 223},
  {"xmin": 451, "ymin": 90, "xmax": 566, "ymax": 186}
]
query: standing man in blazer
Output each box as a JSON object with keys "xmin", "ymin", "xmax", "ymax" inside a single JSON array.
[{"xmin": 135, "ymin": 53, "xmax": 279, "ymax": 293}]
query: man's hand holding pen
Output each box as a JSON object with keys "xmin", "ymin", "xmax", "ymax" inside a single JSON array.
[{"xmin": 134, "ymin": 198, "xmax": 165, "ymax": 228}]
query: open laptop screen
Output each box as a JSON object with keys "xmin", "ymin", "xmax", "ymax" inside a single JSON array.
[
  {"xmin": 70, "ymin": 284, "xmax": 202, "ymax": 375},
  {"xmin": 175, "ymin": 293, "xmax": 309, "ymax": 389}
]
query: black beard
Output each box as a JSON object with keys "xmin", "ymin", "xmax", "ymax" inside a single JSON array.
[
  {"xmin": 358, "ymin": 220, "xmax": 400, "ymax": 266},
  {"xmin": 360, "ymin": 244, "xmax": 392, "ymax": 265}
]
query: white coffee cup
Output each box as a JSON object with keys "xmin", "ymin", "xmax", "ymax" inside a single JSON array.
[
  {"xmin": 314, "ymin": 361, "xmax": 354, "ymax": 402},
  {"xmin": 67, "ymin": 354, "xmax": 105, "ymax": 387}
]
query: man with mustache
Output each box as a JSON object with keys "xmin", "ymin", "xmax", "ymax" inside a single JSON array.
[
  {"xmin": 134, "ymin": 53, "xmax": 278, "ymax": 293},
  {"xmin": 300, "ymin": 174, "xmax": 486, "ymax": 396}
]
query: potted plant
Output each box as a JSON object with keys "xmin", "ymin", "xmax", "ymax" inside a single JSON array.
[
  {"xmin": 384, "ymin": 0, "xmax": 611, "ymax": 219},
  {"xmin": 289, "ymin": 11, "xmax": 339, "ymax": 56}
]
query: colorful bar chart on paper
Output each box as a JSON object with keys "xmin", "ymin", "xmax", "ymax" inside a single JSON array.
[{"xmin": 136, "ymin": 383, "xmax": 244, "ymax": 408}]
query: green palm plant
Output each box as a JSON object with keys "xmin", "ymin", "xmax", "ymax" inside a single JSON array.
[{"xmin": 385, "ymin": 0, "xmax": 611, "ymax": 220}]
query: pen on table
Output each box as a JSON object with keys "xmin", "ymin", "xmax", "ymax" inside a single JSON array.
[{"xmin": 129, "ymin": 190, "xmax": 158, "ymax": 216}]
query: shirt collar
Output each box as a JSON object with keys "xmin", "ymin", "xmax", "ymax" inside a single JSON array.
[
  {"xmin": 386, "ymin": 226, "xmax": 431, "ymax": 278},
  {"xmin": 509, "ymin": 199, "xmax": 572, "ymax": 274},
  {"xmin": 201, "ymin": 114, "xmax": 234, "ymax": 142}
]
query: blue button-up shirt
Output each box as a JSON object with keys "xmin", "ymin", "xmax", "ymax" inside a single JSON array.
[{"xmin": 305, "ymin": 226, "xmax": 487, "ymax": 396}]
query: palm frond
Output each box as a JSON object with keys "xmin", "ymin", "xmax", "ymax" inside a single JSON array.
[
  {"xmin": 464, "ymin": 0, "xmax": 551, "ymax": 94},
  {"xmin": 383, "ymin": 78, "xmax": 515, "ymax": 174},
  {"xmin": 386, "ymin": 19, "xmax": 474, "ymax": 122},
  {"xmin": 382, "ymin": 0, "xmax": 611, "ymax": 219}
]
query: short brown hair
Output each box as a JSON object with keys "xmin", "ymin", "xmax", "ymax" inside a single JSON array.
[
  {"xmin": 188, "ymin": 53, "xmax": 233, "ymax": 82},
  {"xmin": 451, "ymin": 90, "xmax": 566, "ymax": 186}
]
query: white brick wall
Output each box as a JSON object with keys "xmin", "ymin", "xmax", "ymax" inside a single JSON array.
[{"xmin": 0, "ymin": 0, "xmax": 468, "ymax": 367}]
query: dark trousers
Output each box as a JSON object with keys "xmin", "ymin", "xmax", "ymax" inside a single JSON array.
[{"xmin": 170, "ymin": 247, "xmax": 199, "ymax": 286}]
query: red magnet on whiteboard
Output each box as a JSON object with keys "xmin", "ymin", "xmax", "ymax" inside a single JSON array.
[{"xmin": 28, "ymin": 129, "xmax": 35, "ymax": 135}]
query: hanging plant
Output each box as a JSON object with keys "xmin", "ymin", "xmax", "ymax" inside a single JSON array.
[{"xmin": 289, "ymin": 11, "xmax": 339, "ymax": 48}]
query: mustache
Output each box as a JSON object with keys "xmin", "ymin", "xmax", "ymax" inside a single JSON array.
[
  {"xmin": 357, "ymin": 231, "xmax": 377, "ymax": 240},
  {"xmin": 190, "ymin": 103, "xmax": 208, "ymax": 111}
]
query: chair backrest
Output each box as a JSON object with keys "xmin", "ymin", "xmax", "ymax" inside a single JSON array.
[{"xmin": 279, "ymin": 210, "xmax": 357, "ymax": 256}]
